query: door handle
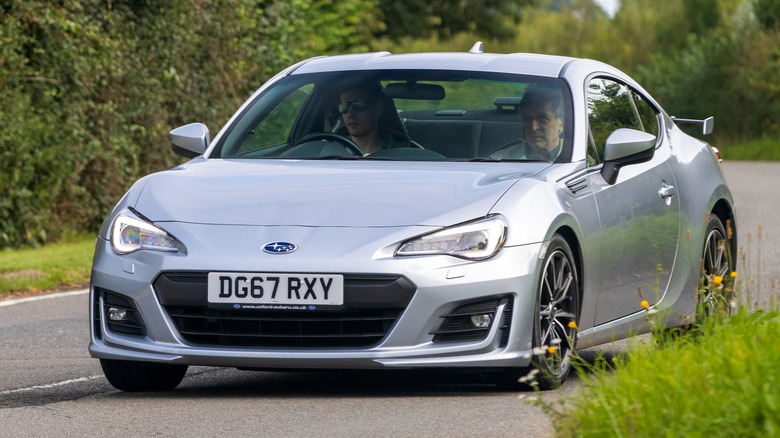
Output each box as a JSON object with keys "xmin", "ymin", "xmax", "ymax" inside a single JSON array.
[{"xmin": 658, "ymin": 183, "xmax": 675, "ymax": 205}]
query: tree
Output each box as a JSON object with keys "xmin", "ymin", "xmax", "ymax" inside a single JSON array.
[
  {"xmin": 376, "ymin": 0, "xmax": 535, "ymax": 40},
  {"xmin": 0, "ymin": 0, "xmax": 376, "ymax": 248}
]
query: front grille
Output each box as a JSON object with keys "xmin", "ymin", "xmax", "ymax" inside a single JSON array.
[
  {"xmin": 166, "ymin": 308, "xmax": 400, "ymax": 347},
  {"xmin": 153, "ymin": 272, "xmax": 416, "ymax": 348},
  {"xmin": 431, "ymin": 296, "xmax": 513, "ymax": 344}
]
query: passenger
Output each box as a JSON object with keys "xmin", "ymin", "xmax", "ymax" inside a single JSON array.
[
  {"xmin": 490, "ymin": 85, "xmax": 565, "ymax": 161},
  {"xmin": 338, "ymin": 83, "xmax": 409, "ymax": 155}
]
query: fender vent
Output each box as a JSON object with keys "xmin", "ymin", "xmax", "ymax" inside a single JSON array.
[{"xmin": 566, "ymin": 177, "xmax": 588, "ymax": 194}]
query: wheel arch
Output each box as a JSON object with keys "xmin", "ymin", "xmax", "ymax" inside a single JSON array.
[
  {"xmin": 552, "ymin": 225, "xmax": 584, "ymax": 314},
  {"xmin": 710, "ymin": 198, "xmax": 737, "ymax": 263}
]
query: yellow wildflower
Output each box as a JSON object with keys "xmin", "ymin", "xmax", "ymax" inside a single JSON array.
[
  {"xmin": 547, "ymin": 346, "xmax": 557, "ymax": 355},
  {"xmin": 731, "ymin": 271, "xmax": 737, "ymax": 278},
  {"xmin": 640, "ymin": 300, "xmax": 649, "ymax": 309},
  {"xmin": 568, "ymin": 321, "xmax": 578, "ymax": 330},
  {"xmin": 713, "ymin": 276, "xmax": 723, "ymax": 286}
]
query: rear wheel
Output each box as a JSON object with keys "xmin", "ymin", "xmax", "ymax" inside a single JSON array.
[
  {"xmin": 496, "ymin": 235, "xmax": 580, "ymax": 390},
  {"xmin": 699, "ymin": 214, "xmax": 733, "ymax": 318},
  {"xmin": 100, "ymin": 359, "xmax": 188, "ymax": 392}
]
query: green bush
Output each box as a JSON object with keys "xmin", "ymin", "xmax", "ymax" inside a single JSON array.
[
  {"xmin": 0, "ymin": 0, "xmax": 376, "ymax": 248},
  {"xmin": 2, "ymin": 0, "xmax": 779, "ymax": 249}
]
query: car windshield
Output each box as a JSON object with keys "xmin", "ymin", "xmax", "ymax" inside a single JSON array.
[{"xmin": 211, "ymin": 70, "xmax": 573, "ymax": 162}]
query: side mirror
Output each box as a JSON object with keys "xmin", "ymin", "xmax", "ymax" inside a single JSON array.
[
  {"xmin": 601, "ymin": 128, "xmax": 656, "ymax": 185},
  {"xmin": 170, "ymin": 123, "xmax": 210, "ymax": 158}
]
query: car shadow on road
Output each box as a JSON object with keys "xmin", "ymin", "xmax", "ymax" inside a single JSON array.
[
  {"xmin": 109, "ymin": 348, "xmax": 627, "ymax": 400},
  {"xmin": 103, "ymin": 341, "xmax": 635, "ymax": 400},
  {"xmin": 135, "ymin": 368, "xmax": 513, "ymax": 399}
]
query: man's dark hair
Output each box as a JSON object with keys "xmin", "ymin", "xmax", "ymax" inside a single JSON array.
[{"xmin": 341, "ymin": 81, "xmax": 384, "ymax": 100}]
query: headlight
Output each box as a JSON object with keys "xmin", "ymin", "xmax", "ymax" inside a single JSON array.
[
  {"xmin": 396, "ymin": 215, "xmax": 507, "ymax": 260},
  {"xmin": 110, "ymin": 210, "xmax": 179, "ymax": 254}
]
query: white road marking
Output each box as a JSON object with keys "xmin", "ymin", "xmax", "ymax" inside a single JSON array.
[
  {"xmin": 0, "ymin": 375, "xmax": 104, "ymax": 395},
  {"xmin": 0, "ymin": 289, "xmax": 88, "ymax": 307}
]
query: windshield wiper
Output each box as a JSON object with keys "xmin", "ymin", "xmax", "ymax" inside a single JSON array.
[
  {"xmin": 280, "ymin": 155, "xmax": 364, "ymax": 160},
  {"xmin": 463, "ymin": 157, "xmax": 552, "ymax": 163},
  {"xmin": 316, "ymin": 155, "xmax": 401, "ymax": 161}
]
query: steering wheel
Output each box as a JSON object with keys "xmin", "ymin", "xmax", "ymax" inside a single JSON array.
[{"xmin": 293, "ymin": 132, "xmax": 364, "ymax": 156}]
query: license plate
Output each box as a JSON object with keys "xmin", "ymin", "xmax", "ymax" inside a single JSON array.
[{"xmin": 207, "ymin": 272, "xmax": 344, "ymax": 307}]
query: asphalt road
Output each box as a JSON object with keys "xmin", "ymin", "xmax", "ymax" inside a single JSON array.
[{"xmin": 0, "ymin": 161, "xmax": 776, "ymax": 437}]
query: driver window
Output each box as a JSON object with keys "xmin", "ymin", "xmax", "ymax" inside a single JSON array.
[
  {"xmin": 586, "ymin": 78, "xmax": 642, "ymax": 165},
  {"xmin": 632, "ymin": 91, "xmax": 659, "ymax": 138}
]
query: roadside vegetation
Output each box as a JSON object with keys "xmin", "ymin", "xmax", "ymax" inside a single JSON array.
[
  {"xmin": 0, "ymin": 234, "xmax": 94, "ymax": 296},
  {"xmin": 554, "ymin": 308, "xmax": 780, "ymax": 437},
  {"xmin": 532, "ymin": 225, "xmax": 779, "ymax": 437},
  {"xmin": 720, "ymin": 137, "xmax": 780, "ymax": 162},
  {"xmin": 2, "ymin": 0, "xmax": 779, "ymax": 249},
  {"xmin": 2, "ymin": 2, "xmax": 778, "ymax": 434}
]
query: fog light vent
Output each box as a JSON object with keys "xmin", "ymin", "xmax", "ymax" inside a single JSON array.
[
  {"xmin": 97, "ymin": 288, "xmax": 147, "ymax": 337},
  {"xmin": 431, "ymin": 297, "xmax": 508, "ymax": 343}
]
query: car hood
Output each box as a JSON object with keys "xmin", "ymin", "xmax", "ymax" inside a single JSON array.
[{"xmin": 133, "ymin": 159, "xmax": 546, "ymax": 227}]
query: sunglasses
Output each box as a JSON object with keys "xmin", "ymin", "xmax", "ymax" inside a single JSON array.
[{"xmin": 338, "ymin": 98, "xmax": 374, "ymax": 114}]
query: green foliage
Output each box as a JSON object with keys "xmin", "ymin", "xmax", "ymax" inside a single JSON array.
[
  {"xmin": 0, "ymin": 0, "xmax": 375, "ymax": 248},
  {"xmin": 755, "ymin": 0, "xmax": 780, "ymax": 29},
  {"xmin": 375, "ymin": 0, "xmax": 532, "ymax": 41},
  {"xmin": 2, "ymin": 0, "xmax": 779, "ymax": 249},
  {"xmin": 554, "ymin": 309, "xmax": 780, "ymax": 437},
  {"xmin": 374, "ymin": 0, "xmax": 780, "ymax": 148},
  {"xmin": 636, "ymin": 1, "xmax": 780, "ymax": 144},
  {"xmin": 720, "ymin": 136, "xmax": 780, "ymax": 161}
]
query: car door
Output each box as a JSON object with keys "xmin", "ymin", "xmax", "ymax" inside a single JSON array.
[{"xmin": 585, "ymin": 78, "xmax": 681, "ymax": 325}]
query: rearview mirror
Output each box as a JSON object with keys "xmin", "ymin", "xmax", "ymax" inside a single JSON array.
[
  {"xmin": 384, "ymin": 82, "xmax": 445, "ymax": 100},
  {"xmin": 601, "ymin": 128, "xmax": 656, "ymax": 185},
  {"xmin": 170, "ymin": 123, "xmax": 210, "ymax": 158}
]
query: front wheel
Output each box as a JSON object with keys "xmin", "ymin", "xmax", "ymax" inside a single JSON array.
[
  {"xmin": 496, "ymin": 235, "xmax": 580, "ymax": 390},
  {"xmin": 100, "ymin": 359, "xmax": 188, "ymax": 392}
]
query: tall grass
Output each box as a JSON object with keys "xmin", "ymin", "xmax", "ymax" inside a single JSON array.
[{"xmin": 555, "ymin": 308, "xmax": 780, "ymax": 437}]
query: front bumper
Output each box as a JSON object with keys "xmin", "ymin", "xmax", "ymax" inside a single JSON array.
[{"xmin": 89, "ymin": 228, "xmax": 543, "ymax": 370}]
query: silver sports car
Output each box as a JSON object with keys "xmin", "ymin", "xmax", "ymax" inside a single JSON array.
[{"xmin": 89, "ymin": 43, "xmax": 736, "ymax": 391}]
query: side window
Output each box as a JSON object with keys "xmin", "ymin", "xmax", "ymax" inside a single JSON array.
[
  {"xmin": 586, "ymin": 78, "xmax": 642, "ymax": 164},
  {"xmin": 236, "ymin": 84, "xmax": 314, "ymax": 154},
  {"xmin": 632, "ymin": 91, "xmax": 659, "ymax": 138}
]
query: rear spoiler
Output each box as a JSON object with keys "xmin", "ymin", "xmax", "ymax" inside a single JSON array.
[{"xmin": 671, "ymin": 116, "xmax": 714, "ymax": 135}]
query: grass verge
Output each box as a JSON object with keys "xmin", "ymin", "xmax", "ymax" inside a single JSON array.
[
  {"xmin": 0, "ymin": 234, "xmax": 95, "ymax": 297},
  {"xmin": 551, "ymin": 309, "xmax": 779, "ymax": 437},
  {"xmin": 720, "ymin": 136, "xmax": 780, "ymax": 161}
]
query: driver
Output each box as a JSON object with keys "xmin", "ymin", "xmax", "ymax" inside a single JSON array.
[
  {"xmin": 338, "ymin": 82, "xmax": 408, "ymax": 155},
  {"xmin": 490, "ymin": 85, "xmax": 565, "ymax": 161}
]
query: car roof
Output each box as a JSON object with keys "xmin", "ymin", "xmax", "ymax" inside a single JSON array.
[{"xmin": 290, "ymin": 51, "xmax": 580, "ymax": 78}]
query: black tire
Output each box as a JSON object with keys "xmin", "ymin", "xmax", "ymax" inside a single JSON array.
[
  {"xmin": 699, "ymin": 214, "xmax": 733, "ymax": 319},
  {"xmin": 496, "ymin": 234, "xmax": 580, "ymax": 390},
  {"xmin": 100, "ymin": 359, "xmax": 188, "ymax": 392}
]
